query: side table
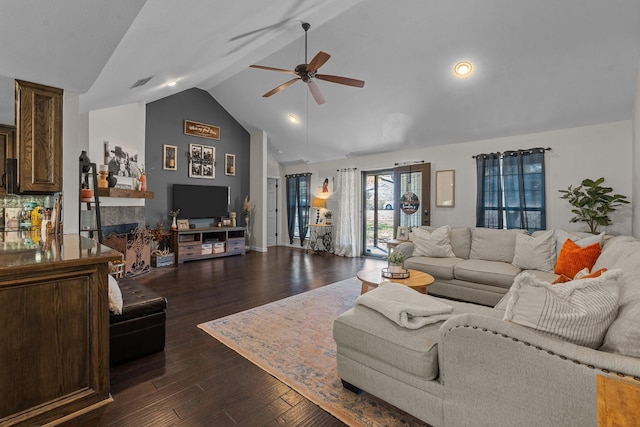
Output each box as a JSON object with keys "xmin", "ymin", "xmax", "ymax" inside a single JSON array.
[{"xmin": 308, "ymin": 224, "xmax": 334, "ymax": 254}]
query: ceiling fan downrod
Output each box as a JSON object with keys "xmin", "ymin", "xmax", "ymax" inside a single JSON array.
[{"xmin": 302, "ymin": 22, "xmax": 310, "ymax": 64}]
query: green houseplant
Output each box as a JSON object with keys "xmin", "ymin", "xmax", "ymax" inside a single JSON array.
[
  {"xmin": 559, "ymin": 177, "xmax": 629, "ymax": 234},
  {"xmin": 387, "ymin": 251, "xmax": 406, "ymax": 273}
]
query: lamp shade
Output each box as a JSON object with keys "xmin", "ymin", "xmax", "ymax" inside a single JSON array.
[{"xmin": 312, "ymin": 198, "xmax": 327, "ymax": 208}]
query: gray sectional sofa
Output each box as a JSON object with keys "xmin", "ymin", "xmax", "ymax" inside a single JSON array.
[
  {"xmin": 398, "ymin": 226, "xmax": 605, "ymax": 306},
  {"xmin": 333, "ymin": 230, "xmax": 640, "ymax": 426}
]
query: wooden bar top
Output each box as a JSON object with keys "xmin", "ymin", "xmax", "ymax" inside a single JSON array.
[{"xmin": 0, "ymin": 233, "xmax": 122, "ymax": 276}]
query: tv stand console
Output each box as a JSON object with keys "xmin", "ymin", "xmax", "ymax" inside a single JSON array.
[{"xmin": 171, "ymin": 226, "xmax": 245, "ymax": 264}]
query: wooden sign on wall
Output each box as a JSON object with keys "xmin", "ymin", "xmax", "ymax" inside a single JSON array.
[{"xmin": 184, "ymin": 120, "xmax": 220, "ymax": 140}]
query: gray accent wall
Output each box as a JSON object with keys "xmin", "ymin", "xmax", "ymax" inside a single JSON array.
[{"xmin": 145, "ymin": 88, "xmax": 250, "ymax": 229}]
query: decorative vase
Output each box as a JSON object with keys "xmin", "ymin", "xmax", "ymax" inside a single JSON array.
[
  {"xmin": 171, "ymin": 216, "xmax": 177, "ymax": 230},
  {"xmin": 81, "ymin": 188, "xmax": 93, "ymax": 202},
  {"xmin": 79, "ymin": 151, "xmax": 91, "ymax": 173},
  {"xmin": 98, "ymin": 171, "xmax": 108, "ymax": 188},
  {"xmin": 139, "ymin": 174, "xmax": 147, "ymax": 191},
  {"xmin": 107, "ymin": 172, "xmax": 117, "ymax": 188}
]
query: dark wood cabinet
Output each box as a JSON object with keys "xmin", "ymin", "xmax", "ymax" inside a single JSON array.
[
  {"xmin": 0, "ymin": 124, "xmax": 15, "ymax": 196},
  {"xmin": 15, "ymin": 79, "xmax": 63, "ymax": 193},
  {"xmin": 0, "ymin": 235, "xmax": 121, "ymax": 426}
]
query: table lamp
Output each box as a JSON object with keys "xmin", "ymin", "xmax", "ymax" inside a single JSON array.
[{"xmin": 312, "ymin": 197, "xmax": 327, "ymax": 224}]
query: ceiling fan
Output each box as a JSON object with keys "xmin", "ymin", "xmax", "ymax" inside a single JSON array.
[{"xmin": 250, "ymin": 22, "xmax": 365, "ymax": 105}]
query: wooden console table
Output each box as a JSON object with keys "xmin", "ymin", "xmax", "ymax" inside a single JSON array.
[
  {"xmin": 0, "ymin": 235, "xmax": 121, "ymax": 426},
  {"xmin": 171, "ymin": 226, "xmax": 245, "ymax": 264}
]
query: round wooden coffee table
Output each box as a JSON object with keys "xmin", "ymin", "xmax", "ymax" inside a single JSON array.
[{"xmin": 357, "ymin": 269, "xmax": 435, "ymax": 295}]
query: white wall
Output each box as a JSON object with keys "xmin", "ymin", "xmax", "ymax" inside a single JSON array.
[
  {"xmin": 62, "ymin": 91, "xmax": 86, "ymax": 233},
  {"xmin": 250, "ymin": 130, "xmax": 267, "ymax": 252},
  {"xmin": 632, "ymin": 55, "xmax": 640, "ymax": 237},
  {"xmin": 88, "ymin": 103, "xmax": 146, "ymax": 208},
  {"xmin": 277, "ymin": 120, "xmax": 634, "ymax": 252}
]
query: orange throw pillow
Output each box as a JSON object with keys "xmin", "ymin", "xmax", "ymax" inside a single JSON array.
[
  {"xmin": 552, "ymin": 274, "xmax": 572, "ymax": 284},
  {"xmin": 581, "ymin": 267, "xmax": 608, "ymax": 279},
  {"xmin": 554, "ymin": 239, "xmax": 601, "ymax": 278}
]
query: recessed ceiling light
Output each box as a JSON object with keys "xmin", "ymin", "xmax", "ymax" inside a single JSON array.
[
  {"xmin": 288, "ymin": 114, "xmax": 299, "ymax": 124},
  {"xmin": 166, "ymin": 80, "xmax": 178, "ymax": 87},
  {"xmin": 454, "ymin": 61, "xmax": 473, "ymax": 78}
]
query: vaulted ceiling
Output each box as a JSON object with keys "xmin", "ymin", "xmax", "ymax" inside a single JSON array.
[{"xmin": 1, "ymin": 0, "xmax": 639, "ymax": 164}]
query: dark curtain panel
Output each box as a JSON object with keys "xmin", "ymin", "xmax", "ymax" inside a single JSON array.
[
  {"xmin": 297, "ymin": 175, "xmax": 311, "ymax": 246},
  {"xmin": 503, "ymin": 149, "xmax": 546, "ymax": 232},
  {"xmin": 285, "ymin": 175, "xmax": 298, "ymax": 244},
  {"xmin": 475, "ymin": 153, "xmax": 503, "ymax": 229}
]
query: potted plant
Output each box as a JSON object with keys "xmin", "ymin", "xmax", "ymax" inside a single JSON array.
[
  {"xmin": 559, "ymin": 177, "xmax": 629, "ymax": 234},
  {"xmin": 387, "ymin": 250, "xmax": 405, "ymax": 273},
  {"xmin": 324, "ymin": 210, "xmax": 333, "ymax": 225}
]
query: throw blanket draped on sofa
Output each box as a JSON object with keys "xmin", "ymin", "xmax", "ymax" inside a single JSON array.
[{"xmin": 356, "ymin": 282, "xmax": 454, "ymax": 329}]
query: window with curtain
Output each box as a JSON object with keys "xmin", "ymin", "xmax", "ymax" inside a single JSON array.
[
  {"xmin": 476, "ymin": 148, "xmax": 547, "ymax": 233},
  {"xmin": 285, "ymin": 173, "xmax": 311, "ymax": 246}
]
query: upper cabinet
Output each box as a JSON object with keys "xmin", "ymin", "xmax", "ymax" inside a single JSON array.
[
  {"xmin": 15, "ymin": 80, "xmax": 63, "ymax": 193},
  {"xmin": 0, "ymin": 124, "xmax": 15, "ymax": 196}
]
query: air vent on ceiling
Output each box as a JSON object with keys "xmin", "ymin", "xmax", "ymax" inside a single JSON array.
[{"xmin": 130, "ymin": 76, "xmax": 154, "ymax": 89}]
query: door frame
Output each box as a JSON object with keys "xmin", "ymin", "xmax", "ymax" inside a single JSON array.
[{"xmin": 393, "ymin": 162, "xmax": 431, "ymax": 231}]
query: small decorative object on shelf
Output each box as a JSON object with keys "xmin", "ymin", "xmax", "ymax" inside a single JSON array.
[
  {"xmin": 381, "ymin": 268, "xmax": 410, "ymax": 279},
  {"xmin": 79, "ymin": 150, "xmax": 91, "ymax": 173},
  {"xmin": 81, "ymin": 183, "xmax": 93, "ymax": 202},
  {"xmin": 169, "ymin": 209, "xmax": 180, "ymax": 230},
  {"xmin": 98, "ymin": 164, "xmax": 109, "ymax": 188},
  {"xmin": 107, "ymin": 171, "xmax": 117, "ymax": 187}
]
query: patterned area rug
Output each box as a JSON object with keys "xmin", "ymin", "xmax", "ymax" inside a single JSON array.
[{"xmin": 198, "ymin": 277, "xmax": 428, "ymax": 427}]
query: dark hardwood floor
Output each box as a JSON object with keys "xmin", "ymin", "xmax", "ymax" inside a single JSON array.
[{"xmin": 64, "ymin": 247, "xmax": 384, "ymax": 427}]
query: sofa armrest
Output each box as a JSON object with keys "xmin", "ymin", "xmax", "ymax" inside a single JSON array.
[{"xmin": 438, "ymin": 314, "xmax": 640, "ymax": 427}]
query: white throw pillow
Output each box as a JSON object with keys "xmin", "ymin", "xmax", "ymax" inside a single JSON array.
[
  {"xmin": 503, "ymin": 270, "xmax": 621, "ymax": 348},
  {"xmin": 108, "ymin": 274, "xmax": 123, "ymax": 315},
  {"xmin": 554, "ymin": 229, "xmax": 604, "ymax": 260},
  {"xmin": 412, "ymin": 225, "xmax": 456, "ymax": 258},
  {"xmin": 512, "ymin": 230, "xmax": 556, "ymax": 272}
]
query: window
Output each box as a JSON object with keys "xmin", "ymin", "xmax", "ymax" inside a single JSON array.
[
  {"xmin": 285, "ymin": 173, "xmax": 311, "ymax": 245},
  {"xmin": 476, "ymin": 148, "xmax": 547, "ymax": 233}
]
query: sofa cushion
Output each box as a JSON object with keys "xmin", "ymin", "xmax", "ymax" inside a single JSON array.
[
  {"xmin": 333, "ymin": 297, "xmax": 502, "ymax": 381},
  {"xmin": 420, "ymin": 226, "xmax": 471, "ymax": 259},
  {"xmin": 554, "ymin": 240, "xmax": 601, "ymax": 278},
  {"xmin": 454, "ymin": 259, "xmax": 521, "ymax": 289},
  {"xmin": 594, "ymin": 238, "xmax": 640, "ymax": 357},
  {"xmin": 512, "ymin": 230, "xmax": 556, "ymax": 272},
  {"xmin": 413, "ymin": 226, "xmax": 455, "ymax": 258},
  {"xmin": 503, "ymin": 270, "xmax": 621, "ymax": 348},
  {"xmin": 404, "ymin": 256, "xmax": 462, "ymax": 280},
  {"xmin": 554, "ymin": 229, "xmax": 604, "ymax": 260},
  {"xmin": 470, "ymin": 228, "xmax": 527, "ymax": 263}
]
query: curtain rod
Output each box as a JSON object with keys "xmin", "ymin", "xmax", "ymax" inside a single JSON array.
[
  {"xmin": 336, "ymin": 168, "xmax": 357, "ymax": 171},
  {"xmin": 472, "ymin": 147, "xmax": 551, "ymax": 159}
]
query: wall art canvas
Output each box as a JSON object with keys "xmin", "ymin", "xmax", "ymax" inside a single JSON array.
[{"xmin": 104, "ymin": 142, "xmax": 140, "ymax": 178}]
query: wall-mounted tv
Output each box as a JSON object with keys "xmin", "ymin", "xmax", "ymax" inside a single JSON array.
[{"xmin": 172, "ymin": 184, "xmax": 229, "ymax": 219}]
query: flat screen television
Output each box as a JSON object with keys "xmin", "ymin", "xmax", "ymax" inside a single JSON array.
[{"xmin": 172, "ymin": 184, "xmax": 229, "ymax": 219}]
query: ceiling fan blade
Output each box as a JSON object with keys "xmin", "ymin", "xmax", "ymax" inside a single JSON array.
[
  {"xmin": 307, "ymin": 80, "xmax": 326, "ymax": 105},
  {"xmin": 263, "ymin": 78, "xmax": 300, "ymax": 98},
  {"xmin": 307, "ymin": 51, "xmax": 331, "ymax": 73},
  {"xmin": 250, "ymin": 64, "xmax": 297, "ymax": 74},
  {"xmin": 316, "ymin": 74, "xmax": 365, "ymax": 88}
]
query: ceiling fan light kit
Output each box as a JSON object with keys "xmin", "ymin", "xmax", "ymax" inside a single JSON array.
[{"xmin": 250, "ymin": 22, "xmax": 365, "ymax": 105}]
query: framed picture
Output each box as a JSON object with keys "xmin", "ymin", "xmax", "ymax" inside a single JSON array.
[
  {"xmin": 225, "ymin": 153, "xmax": 236, "ymax": 176},
  {"xmin": 222, "ymin": 218, "xmax": 232, "ymax": 226},
  {"xmin": 397, "ymin": 226, "xmax": 410, "ymax": 241},
  {"xmin": 189, "ymin": 143, "xmax": 215, "ymax": 179},
  {"xmin": 177, "ymin": 219, "xmax": 190, "ymax": 230},
  {"xmin": 163, "ymin": 144, "xmax": 177, "ymax": 170},
  {"xmin": 104, "ymin": 142, "xmax": 139, "ymax": 178},
  {"xmin": 436, "ymin": 169, "xmax": 455, "ymax": 207}
]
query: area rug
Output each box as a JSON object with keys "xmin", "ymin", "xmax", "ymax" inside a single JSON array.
[{"xmin": 198, "ymin": 277, "xmax": 428, "ymax": 427}]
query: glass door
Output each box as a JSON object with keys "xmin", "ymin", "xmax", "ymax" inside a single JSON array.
[
  {"xmin": 362, "ymin": 170, "xmax": 395, "ymax": 257},
  {"xmin": 394, "ymin": 163, "xmax": 431, "ymax": 234}
]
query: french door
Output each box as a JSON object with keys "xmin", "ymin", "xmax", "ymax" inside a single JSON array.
[
  {"xmin": 362, "ymin": 170, "xmax": 395, "ymax": 257},
  {"xmin": 393, "ymin": 162, "xmax": 431, "ymax": 232}
]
